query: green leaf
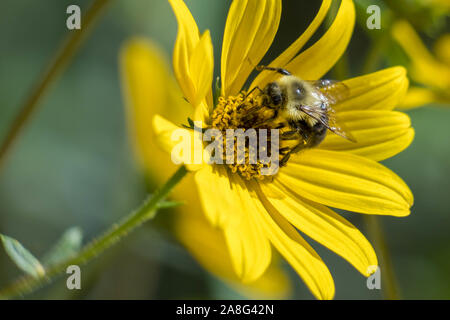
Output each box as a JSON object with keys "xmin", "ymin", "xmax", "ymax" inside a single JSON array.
[
  {"xmin": 0, "ymin": 167, "xmax": 189, "ymax": 299},
  {"xmin": 42, "ymin": 227, "xmax": 83, "ymax": 267},
  {"xmin": 0, "ymin": 234, "xmax": 45, "ymax": 278}
]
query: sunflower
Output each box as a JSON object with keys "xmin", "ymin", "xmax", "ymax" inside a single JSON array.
[
  {"xmin": 121, "ymin": 39, "xmax": 291, "ymax": 299},
  {"xmin": 392, "ymin": 20, "xmax": 450, "ymax": 109},
  {"xmin": 135, "ymin": 0, "xmax": 413, "ymax": 299}
]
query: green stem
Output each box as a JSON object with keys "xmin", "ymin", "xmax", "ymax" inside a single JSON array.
[
  {"xmin": 0, "ymin": 166, "xmax": 188, "ymax": 299},
  {"xmin": 355, "ymin": 6, "xmax": 401, "ymax": 299},
  {"xmin": 363, "ymin": 215, "xmax": 401, "ymax": 300},
  {"xmin": 0, "ymin": 0, "xmax": 111, "ymax": 171}
]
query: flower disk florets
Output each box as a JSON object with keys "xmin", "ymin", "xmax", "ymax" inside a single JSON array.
[{"xmin": 210, "ymin": 92, "xmax": 286, "ymax": 180}]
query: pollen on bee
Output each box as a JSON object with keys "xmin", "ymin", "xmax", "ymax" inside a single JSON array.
[{"xmin": 207, "ymin": 91, "xmax": 298, "ymax": 180}]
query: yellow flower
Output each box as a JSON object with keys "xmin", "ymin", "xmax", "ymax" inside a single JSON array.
[
  {"xmin": 130, "ymin": 0, "xmax": 414, "ymax": 299},
  {"xmin": 120, "ymin": 39, "xmax": 291, "ymax": 299},
  {"xmin": 392, "ymin": 20, "xmax": 450, "ymax": 108}
]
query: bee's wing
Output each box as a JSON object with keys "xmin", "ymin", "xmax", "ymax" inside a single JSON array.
[
  {"xmin": 325, "ymin": 105, "xmax": 357, "ymax": 142},
  {"xmin": 299, "ymin": 104, "xmax": 357, "ymax": 143},
  {"xmin": 305, "ymin": 79, "xmax": 350, "ymax": 105}
]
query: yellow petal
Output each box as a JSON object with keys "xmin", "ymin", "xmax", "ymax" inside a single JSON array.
[
  {"xmin": 189, "ymin": 30, "xmax": 214, "ymax": 108},
  {"xmin": 399, "ymin": 87, "xmax": 442, "ymax": 109},
  {"xmin": 252, "ymin": 182, "xmax": 335, "ymax": 300},
  {"xmin": 284, "ymin": 0, "xmax": 355, "ymax": 80},
  {"xmin": 174, "ymin": 209, "xmax": 291, "ymax": 299},
  {"xmin": 392, "ymin": 20, "xmax": 449, "ymax": 90},
  {"xmin": 152, "ymin": 114, "xmax": 204, "ymax": 171},
  {"xmin": 230, "ymin": 174, "xmax": 273, "ymax": 283},
  {"xmin": 194, "ymin": 165, "xmax": 232, "ymax": 226},
  {"xmin": 221, "ymin": 0, "xmax": 281, "ymax": 96},
  {"xmin": 194, "ymin": 165, "xmax": 272, "ymax": 282},
  {"xmin": 120, "ymin": 38, "xmax": 194, "ymax": 181},
  {"xmin": 169, "ymin": 0, "xmax": 214, "ymax": 108},
  {"xmin": 334, "ymin": 67, "xmax": 409, "ymax": 111},
  {"xmin": 277, "ymin": 149, "xmax": 413, "ymax": 216},
  {"xmin": 261, "ymin": 182, "xmax": 377, "ymax": 277},
  {"xmin": 169, "ymin": 0, "xmax": 199, "ymax": 102},
  {"xmin": 250, "ymin": 0, "xmax": 332, "ymax": 89},
  {"xmin": 392, "ymin": 20, "xmax": 434, "ymax": 63},
  {"xmin": 434, "ymin": 33, "xmax": 450, "ymax": 67},
  {"xmin": 120, "ymin": 39, "xmax": 170, "ymax": 173},
  {"xmin": 319, "ymin": 110, "xmax": 415, "ymax": 161}
]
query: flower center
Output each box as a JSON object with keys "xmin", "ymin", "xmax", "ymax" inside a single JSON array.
[
  {"xmin": 211, "ymin": 92, "xmax": 275, "ymax": 131},
  {"xmin": 209, "ymin": 91, "xmax": 300, "ymax": 180}
]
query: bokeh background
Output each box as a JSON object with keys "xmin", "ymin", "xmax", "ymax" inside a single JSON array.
[{"xmin": 0, "ymin": 0, "xmax": 449, "ymax": 299}]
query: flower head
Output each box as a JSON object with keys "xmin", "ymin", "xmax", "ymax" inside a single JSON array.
[
  {"xmin": 121, "ymin": 39, "xmax": 291, "ymax": 299},
  {"xmin": 128, "ymin": 0, "xmax": 414, "ymax": 299}
]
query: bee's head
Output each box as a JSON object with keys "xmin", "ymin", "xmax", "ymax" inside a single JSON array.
[{"xmin": 265, "ymin": 81, "xmax": 283, "ymax": 106}]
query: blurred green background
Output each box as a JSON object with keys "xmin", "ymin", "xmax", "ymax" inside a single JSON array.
[{"xmin": 0, "ymin": 0, "xmax": 449, "ymax": 299}]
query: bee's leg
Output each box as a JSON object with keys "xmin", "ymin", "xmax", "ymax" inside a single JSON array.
[
  {"xmin": 237, "ymin": 86, "xmax": 266, "ymax": 111},
  {"xmin": 267, "ymin": 108, "xmax": 278, "ymax": 121},
  {"xmin": 250, "ymin": 107, "xmax": 278, "ymax": 127},
  {"xmin": 279, "ymin": 147, "xmax": 291, "ymax": 155},
  {"xmin": 296, "ymin": 125, "xmax": 313, "ymax": 146},
  {"xmin": 242, "ymin": 86, "xmax": 265, "ymax": 101},
  {"xmin": 281, "ymin": 130, "xmax": 298, "ymax": 140},
  {"xmin": 280, "ymin": 152, "xmax": 291, "ymax": 167},
  {"xmin": 291, "ymin": 142, "xmax": 307, "ymax": 153}
]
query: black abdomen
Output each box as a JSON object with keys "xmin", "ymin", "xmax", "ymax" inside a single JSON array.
[{"xmin": 289, "ymin": 119, "xmax": 327, "ymax": 148}]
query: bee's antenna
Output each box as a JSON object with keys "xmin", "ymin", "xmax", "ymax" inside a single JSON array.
[{"xmin": 256, "ymin": 65, "xmax": 291, "ymax": 76}]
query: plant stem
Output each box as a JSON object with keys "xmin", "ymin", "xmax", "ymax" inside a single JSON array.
[
  {"xmin": 355, "ymin": 5, "xmax": 401, "ymax": 299},
  {"xmin": 0, "ymin": 0, "xmax": 111, "ymax": 171},
  {"xmin": 0, "ymin": 166, "xmax": 188, "ymax": 299},
  {"xmin": 364, "ymin": 215, "xmax": 401, "ymax": 300}
]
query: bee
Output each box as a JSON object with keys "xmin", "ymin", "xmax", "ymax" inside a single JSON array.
[{"xmin": 253, "ymin": 65, "xmax": 356, "ymax": 166}]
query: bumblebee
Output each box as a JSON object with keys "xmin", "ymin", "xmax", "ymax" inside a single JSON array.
[{"xmin": 254, "ymin": 66, "xmax": 356, "ymax": 166}]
